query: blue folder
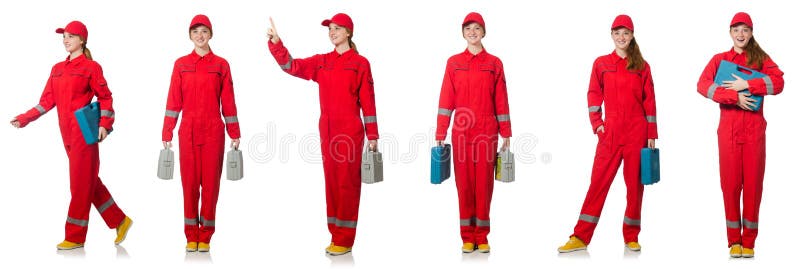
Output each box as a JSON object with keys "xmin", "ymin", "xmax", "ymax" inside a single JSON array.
[
  {"xmin": 640, "ymin": 148, "xmax": 660, "ymax": 185},
  {"xmin": 74, "ymin": 101, "xmax": 111, "ymax": 145},
  {"xmin": 430, "ymin": 144, "xmax": 451, "ymax": 184},
  {"xmin": 714, "ymin": 60, "xmax": 766, "ymax": 111}
]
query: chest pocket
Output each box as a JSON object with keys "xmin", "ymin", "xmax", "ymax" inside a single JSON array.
[
  {"xmin": 179, "ymin": 64, "xmax": 196, "ymax": 79},
  {"xmin": 205, "ymin": 64, "xmax": 223, "ymax": 88},
  {"xmin": 478, "ymin": 63, "xmax": 497, "ymax": 92},
  {"xmin": 67, "ymin": 68, "xmax": 91, "ymax": 95},
  {"xmin": 599, "ymin": 63, "xmax": 617, "ymax": 90},
  {"xmin": 451, "ymin": 62, "xmax": 470, "ymax": 90},
  {"xmin": 342, "ymin": 63, "xmax": 361, "ymax": 95}
]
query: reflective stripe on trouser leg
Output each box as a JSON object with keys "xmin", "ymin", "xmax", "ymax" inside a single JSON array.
[
  {"xmin": 179, "ymin": 140, "xmax": 200, "ymax": 242},
  {"xmin": 92, "ymin": 182, "xmax": 125, "ymax": 229},
  {"xmin": 719, "ymin": 137, "xmax": 744, "ymax": 247},
  {"xmin": 572, "ymin": 141, "xmax": 625, "ymax": 245},
  {"xmin": 622, "ymin": 144, "xmax": 644, "ymax": 243},
  {"xmin": 322, "ymin": 123, "xmax": 364, "ymax": 248},
  {"xmin": 741, "ymin": 138, "xmax": 765, "ymax": 249}
]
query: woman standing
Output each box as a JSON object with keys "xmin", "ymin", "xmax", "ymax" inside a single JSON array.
[
  {"xmin": 696, "ymin": 12, "xmax": 784, "ymax": 258},
  {"xmin": 162, "ymin": 14, "xmax": 242, "ymax": 252},
  {"xmin": 267, "ymin": 13, "xmax": 379, "ymax": 256},
  {"xmin": 435, "ymin": 12, "xmax": 512, "ymax": 254},
  {"xmin": 10, "ymin": 20, "xmax": 132, "ymax": 250},
  {"xmin": 558, "ymin": 14, "xmax": 658, "ymax": 253}
]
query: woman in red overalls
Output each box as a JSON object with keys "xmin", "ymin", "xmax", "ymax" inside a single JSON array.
[
  {"xmin": 435, "ymin": 12, "xmax": 512, "ymax": 254},
  {"xmin": 696, "ymin": 12, "xmax": 784, "ymax": 258},
  {"xmin": 161, "ymin": 14, "xmax": 242, "ymax": 252},
  {"xmin": 558, "ymin": 14, "xmax": 658, "ymax": 253},
  {"xmin": 267, "ymin": 13, "xmax": 379, "ymax": 256},
  {"xmin": 10, "ymin": 20, "xmax": 132, "ymax": 250}
]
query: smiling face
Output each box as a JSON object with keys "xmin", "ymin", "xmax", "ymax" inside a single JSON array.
[
  {"xmin": 730, "ymin": 24, "xmax": 752, "ymax": 51},
  {"xmin": 190, "ymin": 25, "xmax": 212, "ymax": 49},
  {"xmin": 462, "ymin": 22, "xmax": 484, "ymax": 46},
  {"xmin": 328, "ymin": 23, "xmax": 350, "ymax": 47},
  {"xmin": 62, "ymin": 32, "xmax": 83, "ymax": 54},
  {"xmin": 611, "ymin": 27, "xmax": 633, "ymax": 51}
]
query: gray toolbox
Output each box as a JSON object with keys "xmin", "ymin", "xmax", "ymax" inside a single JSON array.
[
  {"xmin": 495, "ymin": 150, "xmax": 515, "ymax": 183},
  {"xmin": 157, "ymin": 148, "xmax": 174, "ymax": 180},
  {"xmin": 361, "ymin": 147, "xmax": 383, "ymax": 184},
  {"xmin": 226, "ymin": 148, "xmax": 244, "ymax": 181}
]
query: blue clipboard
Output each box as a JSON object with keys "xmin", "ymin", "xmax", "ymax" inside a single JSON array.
[
  {"xmin": 74, "ymin": 101, "xmax": 111, "ymax": 145},
  {"xmin": 714, "ymin": 60, "xmax": 766, "ymax": 111},
  {"xmin": 430, "ymin": 144, "xmax": 451, "ymax": 184}
]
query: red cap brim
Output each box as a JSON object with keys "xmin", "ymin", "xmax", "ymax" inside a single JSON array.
[
  {"xmin": 321, "ymin": 19, "xmax": 332, "ymax": 27},
  {"xmin": 55, "ymin": 28, "xmax": 65, "ymax": 34}
]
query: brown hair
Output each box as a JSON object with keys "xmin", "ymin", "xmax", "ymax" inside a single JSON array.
[
  {"xmin": 346, "ymin": 28, "xmax": 358, "ymax": 54},
  {"xmin": 79, "ymin": 36, "xmax": 92, "ymax": 60},
  {"xmin": 625, "ymin": 37, "xmax": 644, "ymax": 71}
]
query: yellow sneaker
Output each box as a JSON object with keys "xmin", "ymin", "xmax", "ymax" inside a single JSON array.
[
  {"xmin": 186, "ymin": 242, "xmax": 198, "ymax": 252},
  {"xmin": 114, "ymin": 216, "xmax": 133, "ymax": 245},
  {"xmin": 326, "ymin": 245, "xmax": 352, "ymax": 256},
  {"xmin": 56, "ymin": 240, "xmax": 84, "ymax": 250},
  {"xmin": 625, "ymin": 242, "xmax": 641, "ymax": 251},
  {"xmin": 729, "ymin": 244, "xmax": 742, "ymax": 258},
  {"xmin": 742, "ymin": 247, "xmax": 754, "ymax": 258},
  {"xmin": 477, "ymin": 244, "xmax": 490, "ymax": 253},
  {"xmin": 558, "ymin": 236, "xmax": 587, "ymax": 253},
  {"xmin": 462, "ymin": 242, "xmax": 476, "ymax": 253},
  {"xmin": 198, "ymin": 242, "xmax": 210, "ymax": 252}
]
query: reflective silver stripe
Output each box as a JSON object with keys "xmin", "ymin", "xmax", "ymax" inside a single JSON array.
[
  {"xmin": 67, "ymin": 217, "xmax": 89, "ymax": 227},
  {"xmin": 726, "ymin": 220, "xmax": 741, "ymax": 229},
  {"xmin": 496, "ymin": 114, "xmax": 510, "ymax": 122},
  {"xmin": 579, "ymin": 214, "xmax": 599, "ymax": 223},
  {"xmin": 646, "ymin": 115, "xmax": 656, "ymax": 123},
  {"xmin": 185, "ymin": 218, "xmax": 198, "ymax": 225},
  {"xmin": 623, "ymin": 217, "xmax": 641, "ymax": 226},
  {"xmin": 199, "ymin": 216, "xmax": 215, "ymax": 227},
  {"xmin": 743, "ymin": 219, "xmax": 758, "ymax": 229},
  {"xmin": 588, "ymin": 106, "xmax": 602, "ymax": 113},
  {"xmin": 224, "ymin": 116, "xmax": 238, "ymax": 124},
  {"xmin": 363, "ymin": 116, "xmax": 377, "ymax": 124},
  {"xmin": 97, "ymin": 198, "xmax": 115, "ymax": 214},
  {"xmin": 165, "ymin": 110, "xmax": 179, "ymax": 118},
  {"xmin": 460, "ymin": 217, "xmax": 476, "ymax": 226},
  {"xmin": 335, "ymin": 219, "xmax": 357, "ymax": 229},
  {"xmin": 763, "ymin": 76, "xmax": 774, "ymax": 95},
  {"xmin": 280, "ymin": 56, "xmax": 293, "ymax": 70},
  {"xmin": 327, "ymin": 217, "xmax": 356, "ymax": 228},
  {"xmin": 476, "ymin": 219, "xmax": 490, "ymax": 227},
  {"xmin": 707, "ymin": 84, "xmax": 719, "ymax": 99},
  {"xmin": 438, "ymin": 108, "xmax": 453, "ymax": 117},
  {"xmin": 100, "ymin": 110, "xmax": 114, "ymax": 118},
  {"xmin": 35, "ymin": 104, "xmax": 46, "ymax": 114}
]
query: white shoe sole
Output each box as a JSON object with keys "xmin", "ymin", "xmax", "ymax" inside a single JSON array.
[
  {"xmin": 558, "ymin": 247, "xmax": 586, "ymax": 253},
  {"xmin": 57, "ymin": 245, "xmax": 84, "ymax": 250},
  {"xmin": 327, "ymin": 250, "xmax": 351, "ymax": 256},
  {"xmin": 625, "ymin": 246, "xmax": 641, "ymax": 251}
]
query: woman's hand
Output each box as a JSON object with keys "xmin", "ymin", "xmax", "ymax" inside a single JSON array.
[
  {"xmin": 368, "ymin": 140, "xmax": 378, "ymax": 151},
  {"xmin": 231, "ymin": 138, "xmax": 241, "ymax": 149},
  {"xmin": 722, "ymin": 74, "xmax": 750, "ymax": 91},
  {"xmin": 98, "ymin": 127, "xmax": 108, "ymax": 142},
  {"xmin": 596, "ymin": 125, "xmax": 605, "ymax": 134},
  {"xmin": 10, "ymin": 117, "xmax": 20, "ymax": 128},
  {"xmin": 501, "ymin": 138, "xmax": 510, "ymax": 151},
  {"xmin": 267, "ymin": 17, "xmax": 281, "ymax": 44},
  {"xmin": 647, "ymin": 139, "xmax": 655, "ymax": 149},
  {"xmin": 737, "ymin": 92, "xmax": 756, "ymax": 111}
]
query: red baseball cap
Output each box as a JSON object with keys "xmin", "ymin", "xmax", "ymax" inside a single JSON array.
[
  {"xmin": 55, "ymin": 21, "xmax": 88, "ymax": 41},
  {"xmin": 462, "ymin": 12, "xmax": 485, "ymax": 28},
  {"xmin": 730, "ymin": 12, "xmax": 753, "ymax": 28},
  {"xmin": 190, "ymin": 14, "xmax": 212, "ymax": 31},
  {"xmin": 322, "ymin": 13, "xmax": 354, "ymax": 33},
  {"xmin": 611, "ymin": 14, "xmax": 634, "ymax": 32}
]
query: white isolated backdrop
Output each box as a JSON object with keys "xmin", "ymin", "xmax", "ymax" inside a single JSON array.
[{"xmin": 0, "ymin": 0, "xmax": 795, "ymax": 268}]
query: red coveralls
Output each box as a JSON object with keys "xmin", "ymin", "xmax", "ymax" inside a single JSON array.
[
  {"xmin": 572, "ymin": 51, "xmax": 658, "ymax": 245},
  {"xmin": 269, "ymin": 40, "xmax": 379, "ymax": 247},
  {"xmin": 16, "ymin": 54, "xmax": 126, "ymax": 243},
  {"xmin": 436, "ymin": 49, "xmax": 511, "ymax": 245},
  {"xmin": 697, "ymin": 48, "xmax": 784, "ymax": 249},
  {"xmin": 162, "ymin": 50, "xmax": 241, "ymax": 244}
]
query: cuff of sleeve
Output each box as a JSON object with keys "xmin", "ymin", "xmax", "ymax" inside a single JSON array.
[
  {"xmin": 367, "ymin": 134, "xmax": 379, "ymax": 140},
  {"xmin": 435, "ymin": 133, "xmax": 447, "ymax": 141}
]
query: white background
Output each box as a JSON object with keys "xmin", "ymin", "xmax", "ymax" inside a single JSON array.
[{"xmin": 0, "ymin": 0, "xmax": 796, "ymax": 268}]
